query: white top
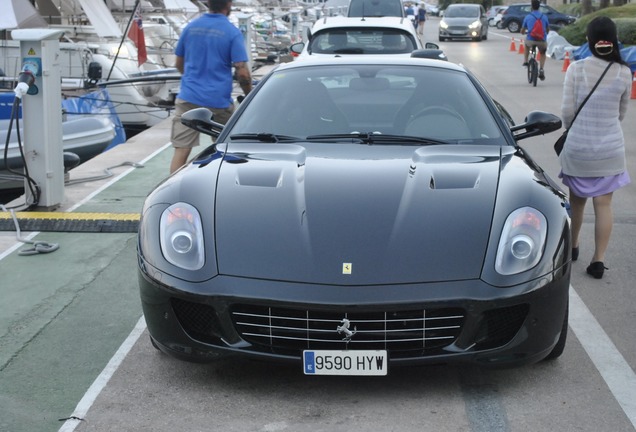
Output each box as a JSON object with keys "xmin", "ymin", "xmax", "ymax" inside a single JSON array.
[{"xmin": 560, "ymin": 56, "xmax": 632, "ymax": 177}]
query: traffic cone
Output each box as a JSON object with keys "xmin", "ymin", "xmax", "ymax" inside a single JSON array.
[
  {"xmin": 509, "ymin": 38, "xmax": 516, "ymax": 52},
  {"xmin": 631, "ymin": 71, "xmax": 636, "ymax": 99},
  {"xmin": 536, "ymin": 50, "xmax": 541, "ymax": 61},
  {"xmin": 518, "ymin": 41, "xmax": 525, "ymax": 55},
  {"xmin": 562, "ymin": 52, "xmax": 570, "ymax": 72}
]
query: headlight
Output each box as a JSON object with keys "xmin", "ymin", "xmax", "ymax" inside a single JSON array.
[
  {"xmin": 160, "ymin": 202, "xmax": 205, "ymax": 270},
  {"xmin": 440, "ymin": 20, "xmax": 448, "ymax": 29},
  {"xmin": 495, "ymin": 207, "xmax": 547, "ymax": 275},
  {"xmin": 469, "ymin": 20, "xmax": 481, "ymax": 29}
]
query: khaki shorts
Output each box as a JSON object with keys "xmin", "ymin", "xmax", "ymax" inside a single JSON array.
[
  {"xmin": 171, "ymin": 98, "xmax": 235, "ymax": 149},
  {"xmin": 524, "ymin": 39, "xmax": 547, "ymax": 54}
]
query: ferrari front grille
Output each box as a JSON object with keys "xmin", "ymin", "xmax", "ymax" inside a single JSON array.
[{"xmin": 231, "ymin": 306, "xmax": 465, "ymax": 358}]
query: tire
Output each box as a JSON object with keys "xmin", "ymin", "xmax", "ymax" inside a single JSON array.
[
  {"xmin": 544, "ymin": 302, "xmax": 569, "ymax": 361},
  {"xmin": 507, "ymin": 20, "xmax": 521, "ymax": 33},
  {"xmin": 496, "ymin": 21, "xmax": 503, "ymax": 29},
  {"xmin": 531, "ymin": 60, "xmax": 538, "ymax": 87},
  {"xmin": 488, "ymin": 18, "xmax": 495, "ymax": 27},
  {"xmin": 149, "ymin": 335, "xmax": 161, "ymax": 351}
]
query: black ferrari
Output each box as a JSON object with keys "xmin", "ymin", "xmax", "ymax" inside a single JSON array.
[{"xmin": 137, "ymin": 56, "xmax": 570, "ymax": 374}]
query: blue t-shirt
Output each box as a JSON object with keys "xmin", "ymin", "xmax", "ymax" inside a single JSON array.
[
  {"xmin": 175, "ymin": 13, "xmax": 249, "ymax": 108},
  {"xmin": 522, "ymin": 11, "xmax": 549, "ymax": 41}
]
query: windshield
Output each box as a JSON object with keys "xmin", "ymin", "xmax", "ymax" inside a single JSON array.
[
  {"xmin": 309, "ymin": 28, "xmax": 417, "ymax": 55},
  {"xmin": 445, "ymin": 6, "xmax": 480, "ymax": 18},
  {"xmin": 228, "ymin": 64, "xmax": 504, "ymax": 145}
]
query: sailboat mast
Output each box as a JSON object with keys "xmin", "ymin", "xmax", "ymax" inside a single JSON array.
[{"xmin": 107, "ymin": 0, "xmax": 141, "ymax": 80}]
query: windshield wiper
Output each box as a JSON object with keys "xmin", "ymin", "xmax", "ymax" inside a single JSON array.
[
  {"xmin": 229, "ymin": 133, "xmax": 300, "ymax": 143},
  {"xmin": 305, "ymin": 132, "xmax": 448, "ymax": 145}
]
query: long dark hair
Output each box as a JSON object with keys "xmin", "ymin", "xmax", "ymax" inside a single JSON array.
[{"xmin": 587, "ymin": 16, "xmax": 627, "ymax": 66}]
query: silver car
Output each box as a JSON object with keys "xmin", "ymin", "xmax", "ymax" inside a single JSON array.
[{"xmin": 439, "ymin": 3, "xmax": 488, "ymax": 42}]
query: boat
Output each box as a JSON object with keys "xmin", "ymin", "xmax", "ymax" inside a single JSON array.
[
  {"xmin": 1, "ymin": 0, "xmax": 181, "ymax": 135},
  {"xmin": 0, "ymin": 115, "xmax": 116, "ymax": 192}
]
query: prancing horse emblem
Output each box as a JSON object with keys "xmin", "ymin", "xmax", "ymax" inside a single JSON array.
[{"xmin": 337, "ymin": 318, "xmax": 357, "ymax": 342}]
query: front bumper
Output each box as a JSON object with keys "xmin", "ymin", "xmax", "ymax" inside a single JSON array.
[
  {"xmin": 138, "ymin": 257, "xmax": 570, "ymax": 369},
  {"xmin": 439, "ymin": 28, "xmax": 480, "ymax": 40}
]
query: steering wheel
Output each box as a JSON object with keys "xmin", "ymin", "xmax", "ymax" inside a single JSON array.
[
  {"xmin": 405, "ymin": 106, "xmax": 469, "ymax": 138},
  {"xmin": 409, "ymin": 106, "xmax": 465, "ymax": 123}
]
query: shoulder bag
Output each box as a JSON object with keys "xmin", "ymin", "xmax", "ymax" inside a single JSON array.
[{"xmin": 554, "ymin": 61, "xmax": 614, "ymax": 156}]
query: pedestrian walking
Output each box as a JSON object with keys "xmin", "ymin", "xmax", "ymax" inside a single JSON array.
[{"xmin": 559, "ymin": 16, "xmax": 632, "ymax": 279}]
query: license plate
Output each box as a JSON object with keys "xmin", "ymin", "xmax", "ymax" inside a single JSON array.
[{"xmin": 303, "ymin": 350, "xmax": 388, "ymax": 376}]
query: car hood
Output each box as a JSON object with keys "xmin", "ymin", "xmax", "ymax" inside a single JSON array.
[{"xmin": 214, "ymin": 143, "xmax": 501, "ymax": 285}]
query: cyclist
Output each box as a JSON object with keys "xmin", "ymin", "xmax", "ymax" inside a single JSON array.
[{"xmin": 521, "ymin": 0, "xmax": 549, "ymax": 80}]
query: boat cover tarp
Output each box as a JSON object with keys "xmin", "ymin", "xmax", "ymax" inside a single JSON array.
[
  {"xmin": 572, "ymin": 43, "xmax": 636, "ymax": 73},
  {"xmin": 62, "ymin": 89, "xmax": 126, "ymax": 150}
]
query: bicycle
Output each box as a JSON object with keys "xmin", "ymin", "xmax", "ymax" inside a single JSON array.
[{"xmin": 526, "ymin": 45, "xmax": 539, "ymax": 87}]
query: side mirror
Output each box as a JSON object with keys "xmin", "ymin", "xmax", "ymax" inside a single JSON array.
[
  {"xmin": 181, "ymin": 108, "xmax": 224, "ymax": 138},
  {"xmin": 290, "ymin": 42, "xmax": 305, "ymax": 55},
  {"xmin": 411, "ymin": 48, "xmax": 447, "ymax": 61},
  {"xmin": 510, "ymin": 111, "xmax": 562, "ymax": 141}
]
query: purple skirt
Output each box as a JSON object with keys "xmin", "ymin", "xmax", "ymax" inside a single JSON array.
[{"xmin": 559, "ymin": 171, "xmax": 631, "ymax": 198}]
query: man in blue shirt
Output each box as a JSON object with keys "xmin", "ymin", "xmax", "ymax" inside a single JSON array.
[
  {"xmin": 521, "ymin": 0, "xmax": 550, "ymax": 80},
  {"xmin": 170, "ymin": 0, "xmax": 252, "ymax": 173}
]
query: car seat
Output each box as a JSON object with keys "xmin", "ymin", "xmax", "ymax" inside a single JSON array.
[
  {"xmin": 327, "ymin": 32, "xmax": 347, "ymax": 52},
  {"xmin": 278, "ymin": 80, "xmax": 349, "ymax": 136},
  {"xmin": 382, "ymin": 33, "xmax": 405, "ymax": 52}
]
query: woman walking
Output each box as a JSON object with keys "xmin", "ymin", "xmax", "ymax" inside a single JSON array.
[{"xmin": 559, "ymin": 16, "xmax": 632, "ymax": 279}]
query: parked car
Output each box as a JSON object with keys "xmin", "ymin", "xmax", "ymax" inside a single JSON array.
[
  {"xmin": 439, "ymin": 3, "xmax": 488, "ymax": 42},
  {"xmin": 423, "ymin": 2, "xmax": 440, "ymax": 16},
  {"xmin": 347, "ymin": 0, "xmax": 404, "ymax": 17},
  {"xmin": 487, "ymin": 5, "xmax": 508, "ymax": 27},
  {"xmin": 137, "ymin": 55, "xmax": 570, "ymax": 372},
  {"xmin": 499, "ymin": 3, "xmax": 577, "ymax": 33},
  {"xmin": 290, "ymin": 16, "xmax": 422, "ymax": 59}
]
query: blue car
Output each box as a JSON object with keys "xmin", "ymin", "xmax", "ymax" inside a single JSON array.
[{"xmin": 499, "ymin": 3, "xmax": 577, "ymax": 33}]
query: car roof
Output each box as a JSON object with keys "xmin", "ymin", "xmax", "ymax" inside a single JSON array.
[
  {"xmin": 269, "ymin": 55, "xmax": 467, "ymax": 73},
  {"xmin": 309, "ymin": 16, "xmax": 417, "ymax": 34},
  {"xmin": 446, "ymin": 3, "xmax": 481, "ymax": 7}
]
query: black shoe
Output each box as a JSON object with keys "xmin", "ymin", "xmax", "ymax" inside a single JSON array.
[
  {"xmin": 522, "ymin": 62, "xmax": 528, "ymax": 67},
  {"xmin": 586, "ymin": 262, "xmax": 607, "ymax": 279},
  {"xmin": 572, "ymin": 247, "xmax": 579, "ymax": 261},
  {"xmin": 539, "ymin": 69, "xmax": 545, "ymax": 80}
]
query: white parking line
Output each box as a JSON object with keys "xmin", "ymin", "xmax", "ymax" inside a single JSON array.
[
  {"xmin": 569, "ymin": 286, "xmax": 636, "ymax": 428},
  {"xmin": 58, "ymin": 316, "xmax": 147, "ymax": 432}
]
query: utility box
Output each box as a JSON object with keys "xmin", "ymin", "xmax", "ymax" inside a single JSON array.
[{"xmin": 11, "ymin": 28, "xmax": 65, "ymax": 209}]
